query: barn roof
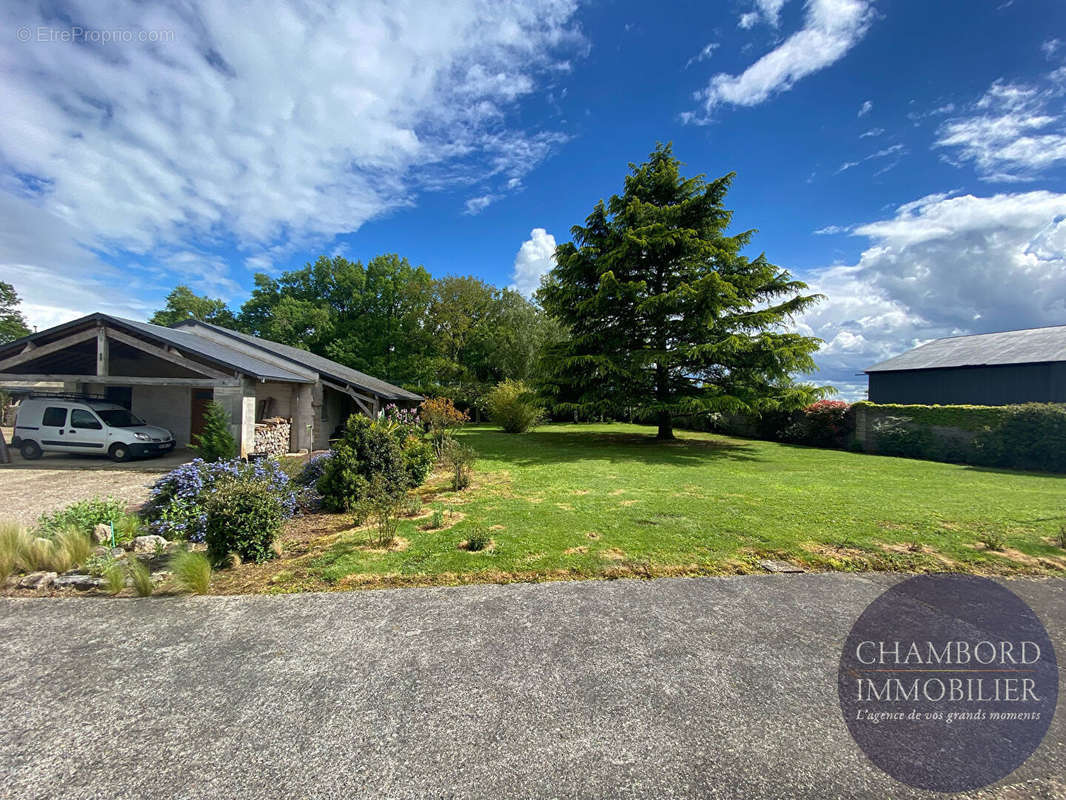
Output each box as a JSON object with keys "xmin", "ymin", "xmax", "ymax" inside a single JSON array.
[{"xmin": 866, "ymin": 324, "xmax": 1066, "ymax": 373}]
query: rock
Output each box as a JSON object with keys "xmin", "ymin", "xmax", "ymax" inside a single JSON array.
[
  {"xmin": 4, "ymin": 574, "xmax": 20, "ymax": 589},
  {"xmin": 19, "ymin": 571, "xmax": 57, "ymax": 590},
  {"xmin": 53, "ymin": 574, "xmax": 103, "ymax": 591},
  {"xmin": 91, "ymin": 546, "xmax": 109, "ymax": 558},
  {"xmin": 92, "ymin": 523, "xmax": 112, "ymax": 544},
  {"xmin": 109, "ymin": 547, "xmax": 127, "ymax": 559},
  {"xmin": 758, "ymin": 559, "xmax": 805, "ymax": 574},
  {"xmin": 133, "ymin": 535, "xmax": 169, "ymax": 554}
]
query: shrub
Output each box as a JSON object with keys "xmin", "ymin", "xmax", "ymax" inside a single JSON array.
[
  {"xmin": 170, "ymin": 549, "xmax": 212, "ymax": 594},
  {"xmin": 191, "ymin": 401, "xmax": 236, "ymax": 462},
  {"xmin": 427, "ymin": 506, "xmax": 444, "ymax": 530},
  {"xmin": 317, "ymin": 415, "xmax": 408, "ymax": 512},
  {"xmin": 441, "ymin": 440, "xmax": 476, "ymax": 491},
  {"xmin": 295, "ymin": 451, "xmax": 334, "ymax": 487},
  {"xmin": 36, "ymin": 496, "xmax": 127, "ymax": 537},
  {"xmin": 145, "ymin": 458, "xmax": 299, "ymax": 541},
  {"xmin": 978, "ymin": 530, "xmax": 1006, "ymax": 551},
  {"xmin": 399, "ymin": 434, "xmax": 435, "ymax": 488},
  {"xmin": 376, "ymin": 404, "xmax": 422, "ymax": 437},
  {"xmin": 354, "ymin": 479, "xmax": 403, "ymax": 547},
  {"xmin": 485, "ymin": 380, "xmax": 545, "ymax": 434},
  {"xmin": 972, "ymin": 404, "xmax": 1066, "ymax": 473},
  {"xmin": 402, "ymin": 494, "xmax": 423, "ymax": 518},
  {"xmin": 420, "ymin": 397, "xmax": 469, "ymax": 456},
  {"xmin": 783, "ymin": 400, "xmax": 852, "ymax": 448},
  {"xmin": 465, "ymin": 527, "xmax": 490, "ymax": 552},
  {"xmin": 204, "ymin": 479, "xmax": 285, "ymax": 566},
  {"xmin": 873, "ymin": 416, "xmax": 936, "ymax": 459},
  {"xmin": 127, "ymin": 558, "xmax": 154, "ymax": 597}
]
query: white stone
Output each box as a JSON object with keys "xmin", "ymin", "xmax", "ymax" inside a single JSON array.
[{"xmin": 132, "ymin": 535, "xmax": 169, "ymax": 554}]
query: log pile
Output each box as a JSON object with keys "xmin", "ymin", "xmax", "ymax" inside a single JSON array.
[{"xmin": 254, "ymin": 417, "xmax": 291, "ymax": 458}]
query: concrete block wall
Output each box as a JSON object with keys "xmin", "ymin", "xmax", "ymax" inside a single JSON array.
[{"xmin": 215, "ymin": 378, "xmax": 257, "ymax": 457}]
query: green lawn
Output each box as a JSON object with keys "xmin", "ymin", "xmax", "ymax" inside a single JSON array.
[{"xmin": 277, "ymin": 423, "xmax": 1066, "ymax": 590}]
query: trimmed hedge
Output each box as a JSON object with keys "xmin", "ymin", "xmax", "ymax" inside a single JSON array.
[{"xmin": 852, "ymin": 401, "xmax": 1013, "ymax": 432}]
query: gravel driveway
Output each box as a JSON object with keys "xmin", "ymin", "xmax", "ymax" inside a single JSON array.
[
  {"xmin": 0, "ymin": 429, "xmax": 191, "ymax": 526},
  {"xmin": 1, "ymin": 574, "xmax": 1063, "ymax": 799}
]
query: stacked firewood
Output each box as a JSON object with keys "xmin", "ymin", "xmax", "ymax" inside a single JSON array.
[{"xmin": 253, "ymin": 417, "xmax": 291, "ymax": 457}]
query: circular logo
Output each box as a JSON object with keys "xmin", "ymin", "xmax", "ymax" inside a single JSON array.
[{"xmin": 838, "ymin": 575, "xmax": 1057, "ymax": 792}]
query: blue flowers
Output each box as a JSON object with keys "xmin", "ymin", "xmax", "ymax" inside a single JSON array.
[{"xmin": 145, "ymin": 457, "xmax": 301, "ymax": 542}]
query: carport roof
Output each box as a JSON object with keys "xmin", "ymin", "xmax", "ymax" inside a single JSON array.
[
  {"xmin": 0, "ymin": 313, "xmax": 314, "ymax": 383},
  {"xmin": 174, "ymin": 320, "xmax": 422, "ymax": 401}
]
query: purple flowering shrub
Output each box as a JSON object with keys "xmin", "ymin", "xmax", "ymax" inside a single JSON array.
[
  {"xmin": 295, "ymin": 451, "xmax": 334, "ymax": 487},
  {"xmin": 144, "ymin": 457, "xmax": 301, "ymax": 542},
  {"xmin": 376, "ymin": 404, "xmax": 422, "ymax": 437}
]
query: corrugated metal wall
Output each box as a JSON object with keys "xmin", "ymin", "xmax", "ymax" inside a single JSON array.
[{"xmin": 868, "ymin": 362, "xmax": 1066, "ymax": 405}]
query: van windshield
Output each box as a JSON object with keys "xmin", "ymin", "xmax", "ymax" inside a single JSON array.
[{"xmin": 95, "ymin": 409, "xmax": 147, "ymax": 427}]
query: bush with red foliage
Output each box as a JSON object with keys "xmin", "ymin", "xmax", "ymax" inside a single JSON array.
[{"xmin": 784, "ymin": 400, "xmax": 853, "ymax": 448}]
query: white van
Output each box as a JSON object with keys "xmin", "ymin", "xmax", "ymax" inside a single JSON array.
[{"xmin": 11, "ymin": 395, "xmax": 175, "ymax": 462}]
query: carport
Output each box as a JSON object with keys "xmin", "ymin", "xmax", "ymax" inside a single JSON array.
[{"xmin": 0, "ymin": 313, "xmax": 421, "ymax": 457}]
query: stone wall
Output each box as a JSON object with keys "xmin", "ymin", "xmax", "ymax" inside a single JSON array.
[{"xmin": 254, "ymin": 417, "xmax": 292, "ymax": 457}]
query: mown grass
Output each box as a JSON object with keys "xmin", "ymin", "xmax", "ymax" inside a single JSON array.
[{"xmin": 217, "ymin": 423, "xmax": 1066, "ymax": 593}]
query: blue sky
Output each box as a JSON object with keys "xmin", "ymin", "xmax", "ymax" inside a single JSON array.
[{"xmin": 2, "ymin": 0, "xmax": 1065, "ymax": 397}]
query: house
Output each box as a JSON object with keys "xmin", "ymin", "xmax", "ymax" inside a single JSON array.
[
  {"xmin": 0, "ymin": 313, "xmax": 422, "ymax": 455},
  {"xmin": 865, "ymin": 324, "xmax": 1066, "ymax": 406}
]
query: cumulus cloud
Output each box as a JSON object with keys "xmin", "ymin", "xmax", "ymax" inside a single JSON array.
[
  {"xmin": 936, "ymin": 75, "xmax": 1066, "ymax": 181},
  {"xmin": 799, "ymin": 191, "xmax": 1066, "ymax": 396},
  {"xmin": 510, "ymin": 228, "xmax": 557, "ymax": 297},
  {"xmin": 857, "ymin": 99, "xmax": 873, "ymax": 117},
  {"xmin": 0, "ymin": 0, "xmax": 581, "ymax": 326},
  {"xmin": 689, "ymin": 0, "xmax": 874, "ymax": 119}
]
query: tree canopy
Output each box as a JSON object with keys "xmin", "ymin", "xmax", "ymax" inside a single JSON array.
[
  {"xmin": 149, "ymin": 285, "xmax": 238, "ymax": 328},
  {"xmin": 0, "ymin": 282, "xmax": 31, "ymax": 344},
  {"xmin": 149, "ymin": 255, "xmax": 556, "ymax": 405},
  {"xmin": 537, "ymin": 143, "xmax": 826, "ymax": 439}
]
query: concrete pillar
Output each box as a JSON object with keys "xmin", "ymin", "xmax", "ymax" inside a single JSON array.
[
  {"xmin": 215, "ymin": 377, "xmax": 257, "ymax": 457},
  {"xmin": 311, "ymin": 382, "xmax": 328, "ymax": 450},
  {"xmin": 292, "ymin": 383, "xmax": 314, "ymax": 452}
]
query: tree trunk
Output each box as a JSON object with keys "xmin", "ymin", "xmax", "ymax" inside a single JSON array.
[{"xmin": 656, "ymin": 410, "xmax": 674, "ymax": 441}]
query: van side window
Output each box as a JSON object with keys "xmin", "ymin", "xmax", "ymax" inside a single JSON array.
[
  {"xmin": 42, "ymin": 407, "xmax": 67, "ymax": 427},
  {"xmin": 71, "ymin": 409, "xmax": 103, "ymax": 430}
]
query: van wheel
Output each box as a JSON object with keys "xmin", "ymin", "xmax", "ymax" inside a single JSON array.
[
  {"xmin": 108, "ymin": 443, "xmax": 132, "ymax": 462},
  {"xmin": 19, "ymin": 440, "xmax": 42, "ymax": 460}
]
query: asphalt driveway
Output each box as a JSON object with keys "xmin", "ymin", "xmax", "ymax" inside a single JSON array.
[{"xmin": 1, "ymin": 574, "xmax": 1063, "ymax": 799}]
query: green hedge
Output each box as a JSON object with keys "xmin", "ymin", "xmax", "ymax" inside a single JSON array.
[
  {"xmin": 859, "ymin": 402, "xmax": 1066, "ymax": 472},
  {"xmin": 852, "ymin": 401, "xmax": 1013, "ymax": 432}
]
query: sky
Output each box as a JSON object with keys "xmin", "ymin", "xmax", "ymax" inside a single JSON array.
[{"xmin": 1, "ymin": 0, "xmax": 1065, "ymax": 399}]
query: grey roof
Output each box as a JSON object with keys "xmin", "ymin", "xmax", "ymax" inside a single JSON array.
[
  {"xmin": 0, "ymin": 313, "xmax": 313, "ymax": 383},
  {"xmin": 866, "ymin": 324, "xmax": 1066, "ymax": 373},
  {"xmin": 176, "ymin": 320, "xmax": 422, "ymax": 401}
]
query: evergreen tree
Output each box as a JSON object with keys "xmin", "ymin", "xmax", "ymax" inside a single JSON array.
[
  {"xmin": 537, "ymin": 144, "xmax": 826, "ymax": 439},
  {"xmin": 192, "ymin": 401, "xmax": 237, "ymax": 462}
]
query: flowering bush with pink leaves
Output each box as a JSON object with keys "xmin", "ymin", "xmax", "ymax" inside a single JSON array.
[{"xmin": 784, "ymin": 400, "xmax": 853, "ymax": 448}]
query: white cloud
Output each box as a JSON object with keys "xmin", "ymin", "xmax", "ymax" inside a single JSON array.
[
  {"xmin": 738, "ymin": 0, "xmax": 789, "ymax": 28},
  {"xmin": 510, "ymin": 227, "xmax": 556, "ymax": 297},
  {"xmin": 799, "ymin": 191, "xmax": 1066, "ymax": 392},
  {"xmin": 936, "ymin": 76, "xmax": 1066, "ymax": 181},
  {"xmin": 0, "ymin": 0, "xmax": 581, "ymax": 323},
  {"xmin": 1043, "ymin": 38, "xmax": 1063, "ymax": 58},
  {"xmin": 860, "ymin": 127, "xmax": 884, "ymax": 138},
  {"xmin": 813, "ymin": 224, "xmax": 850, "ymax": 235},
  {"xmin": 690, "ymin": 0, "xmax": 874, "ymax": 119},
  {"xmin": 464, "ymin": 194, "xmax": 499, "ymax": 215},
  {"xmin": 685, "ymin": 42, "xmax": 720, "ymax": 69},
  {"xmin": 835, "ymin": 143, "xmax": 905, "ymax": 173},
  {"xmin": 857, "ymin": 99, "xmax": 873, "ymax": 117}
]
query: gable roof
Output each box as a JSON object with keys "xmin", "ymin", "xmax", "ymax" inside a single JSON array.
[
  {"xmin": 174, "ymin": 319, "xmax": 422, "ymax": 401},
  {"xmin": 0, "ymin": 313, "xmax": 313, "ymax": 383},
  {"xmin": 866, "ymin": 324, "xmax": 1066, "ymax": 373}
]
